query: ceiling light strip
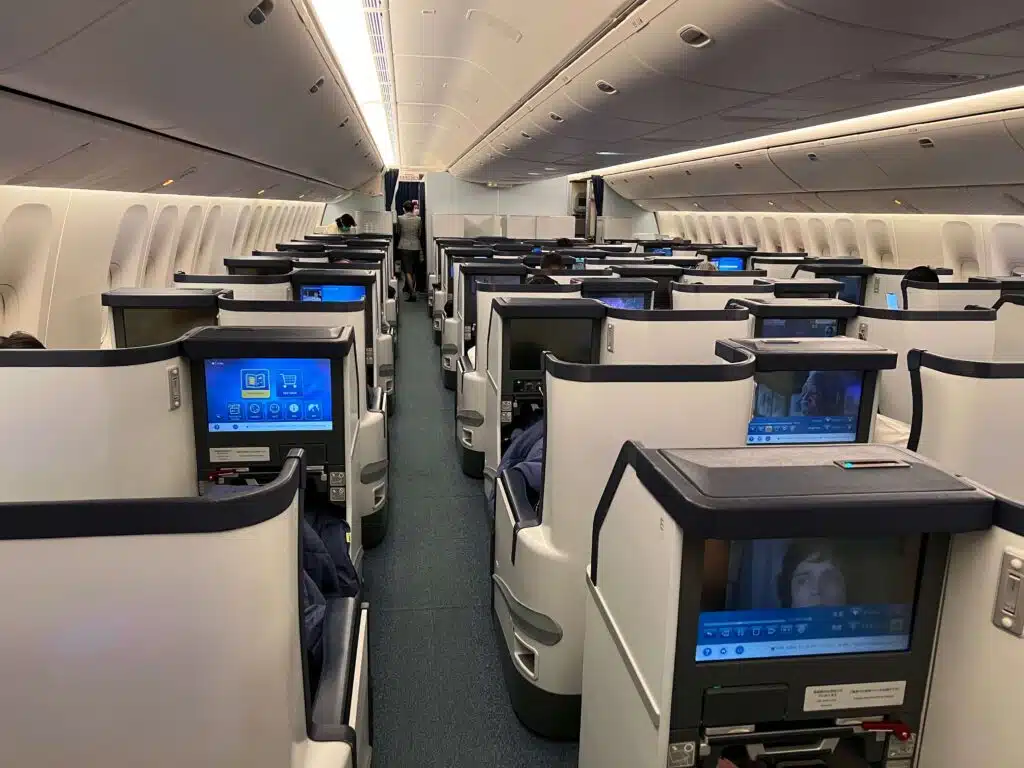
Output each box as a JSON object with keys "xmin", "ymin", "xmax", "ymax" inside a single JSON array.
[
  {"xmin": 310, "ymin": 0, "xmax": 400, "ymax": 167},
  {"xmin": 364, "ymin": 0, "xmax": 401, "ymax": 165}
]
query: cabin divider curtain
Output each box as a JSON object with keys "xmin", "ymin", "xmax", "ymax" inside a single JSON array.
[
  {"xmin": 383, "ymin": 169, "xmax": 400, "ymax": 211},
  {"xmin": 590, "ymin": 175, "xmax": 605, "ymax": 216}
]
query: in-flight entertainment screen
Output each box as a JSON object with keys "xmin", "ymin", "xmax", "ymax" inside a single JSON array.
[
  {"xmin": 760, "ymin": 318, "xmax": 839, "ymax": 338},
  {"xmin": 748, "ymin": 370, "xmax": 863, "ymax": 444},
  {"xmin": 205, "ymin": 358, "xmax": 333, "ymax": 433},
  {"xmin": 712, "ymin": 255, "xmax": 746, "ymax": 271},
  {"xmin": 696, "ymin": 536, "xmax": 920, "ymax": 662},
  {"xmin": 508, "ymin": 319, "xmax": 594, "ymax": 370},
  {"xmin": 598, "ymin": 294, "xmax": 647, "ymax": 310},
  {"xmin": 298, "ymin": 285, "xmax": 366, "ymax": 303}
]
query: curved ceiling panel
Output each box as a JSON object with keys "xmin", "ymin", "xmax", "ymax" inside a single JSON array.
[
  {"xmin": 0, "ymin": 0, "xmax": 380, "ymax": 190},
  {"xmin": 389, "ymin": 0, "xmax": 629, "ymax": 170},
  {"xmin": 452, "ymin": 0, "xmax": 1024, "ymax": 185},
  {"xmin": 777, "ymin": 1, "xmax": 1024, "ymax": 40},
  {"xmin": 0, "ymin": 0, "xmax": 129, "ymax": 71}
]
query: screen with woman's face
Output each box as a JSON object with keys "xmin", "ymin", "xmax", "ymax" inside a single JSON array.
[
  {"xmin": 748, "ymin": 370, "xmax": 863, "ymax": 444},
  {"xmin": 696, "ymin": 536, "xmax": 920, "ymax": 662}
]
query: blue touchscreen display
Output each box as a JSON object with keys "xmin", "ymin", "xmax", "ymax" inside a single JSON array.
[
  {"xmin": 712, "ymin": 255, "xmax": 746, "ymax": 271},
  {"xmin": 299, "ymin": 285, "xmax": 366, "ymax": 303},
  {"xmin": 205, "ymin": 358, "xmax": 333, "ymax": 433},
  {"xmin": 599, "ymin": 294, "xmax": 647, "ymax": 310},
  {"xmin": 748, "ymin": 370, "xmax": 862, "ymax": 445},
  {"xmin": 696, "ymin": 536, "xmax": 919, "ymax": 662}
]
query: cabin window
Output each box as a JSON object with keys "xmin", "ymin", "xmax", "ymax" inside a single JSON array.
[
  {"xmin": 142, "ymin": 206, "xmax": 179, "ymax": 287},
  {"xmin": 808, "ymin": 218, "xmax": 831, "ymax": 257},
  {"xmin": 233, "ymin": 206, "xmax": 253, "ymax": 255},
  {"xmin": 173, "ymin": 206, "xmax": 203, "ymax": 274}
]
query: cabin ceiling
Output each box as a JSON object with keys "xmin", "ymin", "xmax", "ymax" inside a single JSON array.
[
  {"xmin": 390, "ymin": 0, "xmax": 633, "ymax": 172},
  {"xmin": 432, "ymin": 0, "xmax": 1024, "ymax": 185},
  {"xmin": 0, "ymin": 0, "xmax": 382, "ymax": 197}
]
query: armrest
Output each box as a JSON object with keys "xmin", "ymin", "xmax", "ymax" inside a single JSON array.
[
  {"xmin": 501, "ymin": 468, "xmax": 538, "ymax": 529},
  {"xmin": 310, "ymin": 596, "xmax": 363, "ymax": 741},
  {"xmin": 460, "ymin": 352, "xmax": 475, "ymax": 374},
  {"xmin": 444, "ymin": 299, "xmax": 453, "ymax": 318},
  {"xmin": 368, "ymin": 386, "xmax": 384, "ymax": 413},
  {"xmin": 501, "ymin": 468, "xmax": 540, "ymax": 565}
]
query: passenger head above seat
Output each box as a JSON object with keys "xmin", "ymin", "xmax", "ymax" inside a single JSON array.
[
  {"xmin": 540, "ymin": 252, "xmax": 566, "ymax": 274},
  {"xmin": 903, "ymin": 265, "xmax": 940, "ymax": 283},
  {"xmin": 694, "ymin": 260, "xmax": 718, "ymax": 271},
  {"xmin": 0, "ymin": 331, "xmax": 44, "ymax": 349}
]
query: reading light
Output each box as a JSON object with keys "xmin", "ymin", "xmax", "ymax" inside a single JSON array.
[
  {"xmin": 595, "ymin": 151, "xmax": 624, "ymax": 156},
  {"xmin": 257, "ymin": 189, "xmax": 266, "ymax": 196},
  {"xmin": 894, "ymin": 199, "xmax": 903, "ymax": 206},
  {"xmin": 312, "ymin": 0, "xmax": 399, "ymax": 166},
  {"xmin": 161, "ymin": 179, "xmax": 174, "ymax": 187}
]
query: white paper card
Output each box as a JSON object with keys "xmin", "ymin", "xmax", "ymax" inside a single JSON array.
[
  {"xmin": 804, "ymin": 681, "xmax": 906, "ymax": 712},
  {"xmin": 210, "ymin": 447, "xmax": 271, "ymax": 463}
]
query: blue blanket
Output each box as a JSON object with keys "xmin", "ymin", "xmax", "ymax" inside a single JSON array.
[{"xmin": 489, "ymin": 418, "xmax": 545, "ymax": 506}]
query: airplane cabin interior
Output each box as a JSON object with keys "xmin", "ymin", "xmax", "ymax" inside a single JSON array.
[{"xmin": 0, "ymin": 2, "xmax": 1023, "ymax": 767}]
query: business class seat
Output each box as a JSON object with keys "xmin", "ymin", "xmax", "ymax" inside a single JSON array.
[{"xmin": 0, "ymin": 451, "xmax": 371, "ymax": 768}]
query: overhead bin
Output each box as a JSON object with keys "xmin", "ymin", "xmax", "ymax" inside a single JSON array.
[
  {"xmin": 0, "ymin": 0, "xmax": 379, "ymax": 189},
  {"xmin": 769, "ymin": 136, "xmax": 893, "ymax": 192},
  {"xmin": 857, "ymin": 114, "xmax": 1024, "ymax": 188},
  {"xmin": 625, "ymin": 0, "xmax": 932, "ymax": 93},
  {"xmin": 671, "ymin": 150, "xmax": 802, "ymax": 198}
]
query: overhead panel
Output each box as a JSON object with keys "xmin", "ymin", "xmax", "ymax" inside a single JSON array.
[
  {"xmin": 0, "ymin": 89, "xmax": 341, "ymax": 200},
  {"xmin": 776, "ymin": 0, "xmax": 1024, "ymax": 40},
  {"xmin": 858, "ymin": 115, "xmax": 1024, "ymax": 188},
  {"xmin": 0, "ymin": 0, "xmax": 379, "ymax": 190},
  {"xmin": 0, "ymin": 0, "xmax": 128, "ymax": 71},
  {"xmin": 625, "ymin": 0, "xmax": 934, "ymax": 94},
  {"xmin": 769, "ymin": 137, "xmax": 894, "ymax": 192}
]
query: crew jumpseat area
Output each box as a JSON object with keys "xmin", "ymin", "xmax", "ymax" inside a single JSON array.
[{"xmin": 0, "ymin": 329, "xmax": 372, "ymax": 768}]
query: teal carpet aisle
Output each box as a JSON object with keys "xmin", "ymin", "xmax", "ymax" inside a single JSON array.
[{"xmin": 364, "ymin": 303, "xmax": 578, "ymax": 767}]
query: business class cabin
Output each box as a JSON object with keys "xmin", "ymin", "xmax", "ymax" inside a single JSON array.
[{"xmin": 4, "ymin": 1, "xmax": 1024, "ymax": 767}]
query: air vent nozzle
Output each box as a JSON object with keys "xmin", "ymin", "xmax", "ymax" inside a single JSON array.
[
  {"xmin": 679, "ymin": 24, "xmax": 713, "ymax": 48},
  {"xmin": 309, "ymin": 76, "xmax": 325, "ymax": 94},
  {"xmin": 247, "ymin": 0, "xmax": 275, "ymax": 26},
  {"xmin": 521, "ymin": 131, "xmax": 533, "ymax": 140},
  {"xmin": 549, "ymin": 112, "xmax": 564, "ymax": 122},
  {"xmin": 596, "ymin": 80, "xmax": 618, "ymax": 95}
]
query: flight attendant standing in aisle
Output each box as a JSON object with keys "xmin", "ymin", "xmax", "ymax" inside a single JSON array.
[{"xmin": 396, "ymin": 199, "xmax": 422, "ymax": 301}]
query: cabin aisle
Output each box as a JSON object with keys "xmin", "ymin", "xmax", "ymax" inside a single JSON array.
[{"xmin": 365, "ymin": 304, "xmax": 578, "ymax": 767}]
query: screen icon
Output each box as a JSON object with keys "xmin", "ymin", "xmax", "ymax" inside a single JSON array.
[
  {"xmin": 766, "ymin": 626, "xmax": 777, "ymax": 636},
  {"xmin": 735, "ymin": 646, "xmax": 745, "ymax": 656},
  {"xmin": 702, "ymin": 647, "xmax": 712, "ymax": 658},
  {"xmin": 752, "ymin": 627, "xmax": 761, "ymax": 637},
  {"xmin": 227, "ymin": 403, "xmax": 243, "ymax": 421},
  {"xmin": 241, "ymin": 369, "xmax": 270, "ymax": 399},
  {"xmin": 285, "ymin": 402, "xmax": 303, "ymax": 421},
  {"xmin": 719, "ymin": 647, "xmax": 728, "ymax": 656},
  {"xmin": 247, "ymin": 402, "xmax": 264, "ymax": 420},
  {"xmin": 721, "ymin": 628, "xmax": 731, "ymax": 638},
  {"xmin": 278, "ymin": 371, "xmax": 302, "ymax": 397},
  {"xmin": 305, "ymin": 402, "xmax": 323, "ymax": 421},
  {"xmin": 267, "ymin": 402, "xmax": 283, "ymax": 421}
]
